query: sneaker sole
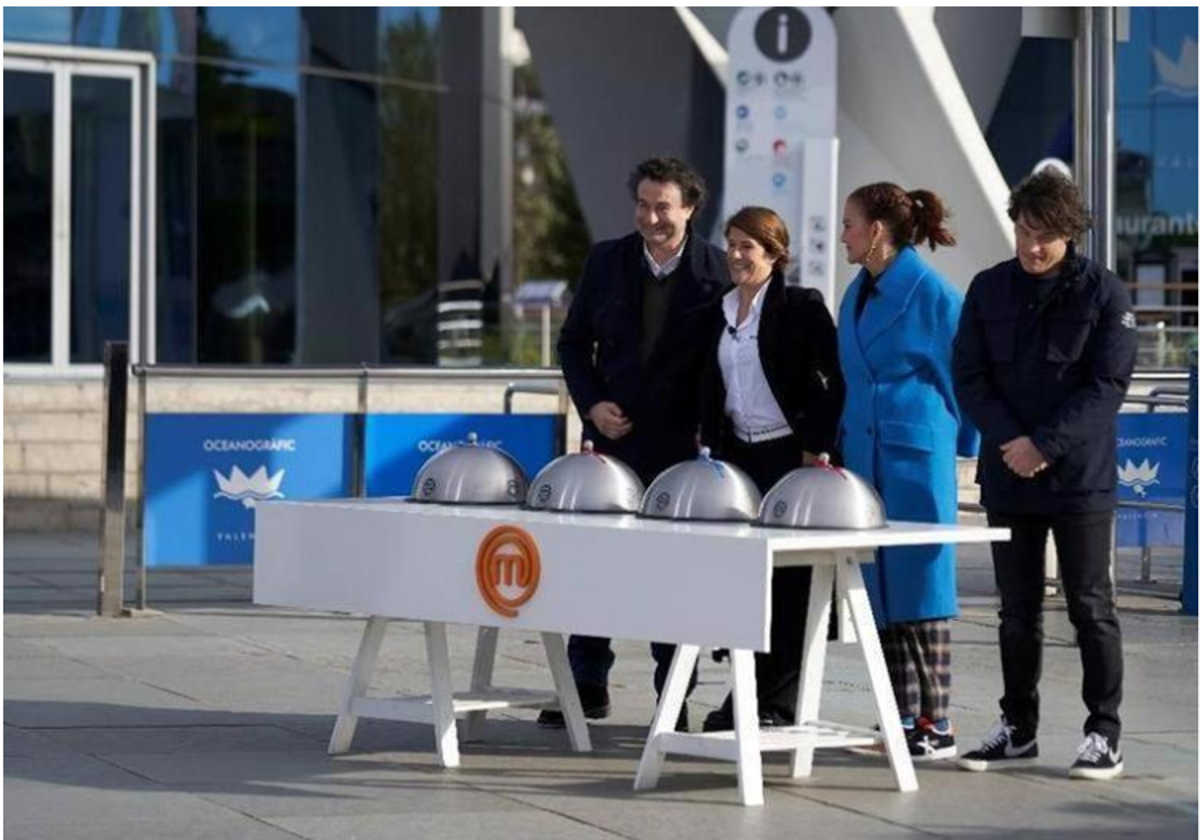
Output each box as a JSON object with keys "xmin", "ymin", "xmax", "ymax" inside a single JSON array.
[
  {"xmin": 1069, "ymin": 761, "xmax": 1124, "ymax": 781},
  {"xmin": 957, "ymin": 755, "xmax": 1038, "ymax": 772},
  {"xmin": 536, "ymin": 707, "xmax": 610, "ymax": 729},
  {"xmin": 845, "ymin": 743, "xmax": 887, "ymax": 757},
  {"xmin": 912, "ymin": 745, "xmax": 958, "ymax": 762}
]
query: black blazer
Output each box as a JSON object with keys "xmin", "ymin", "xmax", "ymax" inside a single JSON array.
[
  {"xmin": 557, "ymin": 229, "xmax": 728, "ymax": 481},
  {"xmin": 699, "ymin": 272, "xmax": 845, "ymax": 460}
]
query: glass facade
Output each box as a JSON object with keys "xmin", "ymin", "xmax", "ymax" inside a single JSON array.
[
  {"xmin": 70, "ymin": 74, "xmax": 133, "ymax": 363},
  {"xmin": 1115, "ymin": 7, "xmax": 1198, "ymax": 366},
  {"xmin": 4, "ymin": 6, "xmax": 451, "ymax": 365},
  {"xmin": 986, "ymin": 8, "xmax": 1198, "ymax": 367},
  {"xmin": 5, "ymin": 8, "xmax": 1193, "ymax": 369},
  {"xmin": 3, "ymin": 69, "xmax": 54, "ymax": 362}
]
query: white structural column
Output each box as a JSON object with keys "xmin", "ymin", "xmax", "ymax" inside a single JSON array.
[{"xmin": 833, "ymin": 7, "xmax": 1014, "ymax": 301}]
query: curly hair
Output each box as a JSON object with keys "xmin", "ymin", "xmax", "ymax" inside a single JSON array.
[
  {"xmin": 847, "ymin": 182, "xmax": 957, "ymax": 251},
  {"xmin": 627, "ymin": 157, "xmax": 708, "ymax": 214},
  {"xmin": 1007, "ymin": 170, "xmax": 1092, "ymax": 240}
]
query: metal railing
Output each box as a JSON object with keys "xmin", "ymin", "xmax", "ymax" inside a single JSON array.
[
  {"xmin": 99, "ymin": 348, "xmax": 568, "ymax": 615},
  {"xmin": 96, "ymin": 354, "xmax": 1193, "ymax": 612},
  {"xmin": 957, "ymin": 388, "xmax": 1191, "ymax": 595}
]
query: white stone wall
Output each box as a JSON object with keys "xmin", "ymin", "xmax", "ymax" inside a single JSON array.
[
  {"xmin": 9, "ymin": 374, "xmax": 1166, "ymax": 534},
  {"xmin": 4, "ymin": 377, "xmax": 573, "ymax": 533}
]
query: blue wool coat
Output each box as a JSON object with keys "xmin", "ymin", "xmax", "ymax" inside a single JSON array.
[{"xmin": 837, "ymin": 246, "xmax": 979, "ymax": 625}]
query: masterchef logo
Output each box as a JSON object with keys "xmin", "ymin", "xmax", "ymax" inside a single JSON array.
[{"xmin": 475, "ymin": 526, "xmax": 541, "ymax": 618}]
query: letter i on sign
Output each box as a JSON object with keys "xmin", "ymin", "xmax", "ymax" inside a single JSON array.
[{"xmin": 777, "ymin": 12, "xmax": 788, "ymax": 55}]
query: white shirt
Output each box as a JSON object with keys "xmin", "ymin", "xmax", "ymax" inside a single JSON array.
[
  {"xmin": 718, "ymin": 283, "xmax": 790, "ymax": 436},
  {"xmin": 643, "ymin": 237, "xmax": 687, "ymax": 279}
]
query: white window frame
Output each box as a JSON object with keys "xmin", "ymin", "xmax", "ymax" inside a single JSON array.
[{"xmin": 3, "ymin": 42, "xmax": 156, "ymax": 379}]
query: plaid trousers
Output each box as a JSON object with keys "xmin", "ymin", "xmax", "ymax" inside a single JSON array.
[{"xmin": 878, "ymin": 620, "xmax": 952, "ymax": 721}]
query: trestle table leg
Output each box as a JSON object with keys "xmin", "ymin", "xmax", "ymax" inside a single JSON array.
[
  {"xmin": 464, "ymin": 626, "xmax": 499, "ymax": 742},
  {"xmin": 841, "ymin": 555, "xmax": 919, "ymax": 792},
  {"xmin": 329, "ymin": 615, "xmax": 388, "ymax": 755},
  {"xmin": 731, "ymin": 649, "xmax": 765, "ymax": 806},
  {"xmin": 789, "ymin": 563, "xmax": 835, "ymax": 778},
  {"xmin": 633, "ymin": 643, "xmax": 699, "ymax": 792},
  {"xmin": 542, "ymin": 632, "xmax": 592, "ymax": 752},
  {"xmin": 424, "ymin": 620, "xmax": 461, "ymax": 768}
]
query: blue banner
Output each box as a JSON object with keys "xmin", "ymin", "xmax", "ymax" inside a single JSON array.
[
  {"xmin": 144, "ymin": 414, "xmax": 353, "ymax": 567},
  {"xmin": 1115, "ymin": 412, "xmax": 1188, "ymax": 548},
  {"xmin": 1183, "ymin": 358, "xmax": 1197, "ymax": 615},
  {"xmin": 365, "ymin": 414, "xmax": 560, "ymax": 497}
]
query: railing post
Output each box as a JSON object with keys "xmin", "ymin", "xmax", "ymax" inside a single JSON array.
[
  {"xmin": 352, "ymin": 364, "xmax": 369, "ymax": 497},
  {"xmin": 1182, "ymin": 352, "xmax": 1198, "ymax": 615},
  {"xmin": 98, "ymin": 341, "xmax": 130, "ymax": 617},
  {"xmin": 135, "ymin": 367, "xmax": 148, "ymax": 610}
]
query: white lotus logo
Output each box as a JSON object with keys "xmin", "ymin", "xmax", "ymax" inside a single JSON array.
[
  {"xmin": 1152, "ymin": 38, "xmax": 1197, "ymax": 97},
  {"xmin": 1117, "ymin": 459, "xmax": 1160, "ymax": 498},
  {"xmin": 213, "ymin": 465, "xmax": 286, "ymax": 508}
]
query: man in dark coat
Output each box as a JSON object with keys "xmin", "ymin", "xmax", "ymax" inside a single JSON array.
[
  {"xmin": 538, "ymin": 158, "xmax": 728, "ymax": 730},
  {"xmin": 953, "ymin": 170, "xmax": 1137, "ymax": 781}
]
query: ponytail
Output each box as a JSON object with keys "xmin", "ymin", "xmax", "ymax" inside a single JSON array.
[
  {"xmin": 907, "ymin": 189, "xmax": 957, "ymax": 251},
  {"xmin": 848, "ymin": 182, "xmax": 957, "ymax": 252}
]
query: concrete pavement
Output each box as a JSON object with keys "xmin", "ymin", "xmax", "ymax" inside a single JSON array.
[{"xmin": 4, "ymin": 531, "xmax": 1196, "ymax": 839}]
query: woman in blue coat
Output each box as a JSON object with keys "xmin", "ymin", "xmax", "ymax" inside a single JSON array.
[{"xmin": 837, "ymin": 183, "xmax": 979, "ymax": 762}]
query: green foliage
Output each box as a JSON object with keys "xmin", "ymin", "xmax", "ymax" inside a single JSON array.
[
  {"xmin": 379, "ymin": 11, "xmax": 440, "ymax": 312},
  {"xmin": 513, "ymin": 61, "xmax": 590, "ymax": 287}
]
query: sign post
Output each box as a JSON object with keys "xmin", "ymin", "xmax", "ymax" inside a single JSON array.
[{"xmin": 724, "ymin": 7, "xmax": 838, "ymax": 300}]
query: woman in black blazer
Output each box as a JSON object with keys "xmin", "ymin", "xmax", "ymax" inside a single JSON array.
[{"xmin": 698, "ymin": 206, "xmax": 845, "ymax": 732}]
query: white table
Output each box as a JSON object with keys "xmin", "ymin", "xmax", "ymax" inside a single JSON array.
[{"xmin": 254, "ymin": 498, "xmax": 1007, "ymax": 806}]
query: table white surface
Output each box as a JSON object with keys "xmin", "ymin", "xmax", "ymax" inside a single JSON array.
[{"xmin": 254, "ymin": 497, "xmax": 1009, "ymax": 805}]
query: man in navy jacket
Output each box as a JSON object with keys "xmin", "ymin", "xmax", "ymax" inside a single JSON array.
[
  {"xmin": 953, "ymin": 170, "xmax": 1136, "ymax": 781},
  {"xmin": 538, "ymin": 158, "xmax": 728, "ymax": 730}
]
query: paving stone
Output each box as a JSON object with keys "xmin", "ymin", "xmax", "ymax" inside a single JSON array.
[{"xmin": 3, "ymin": 531, "xmax": 1195, "ymax": 839}]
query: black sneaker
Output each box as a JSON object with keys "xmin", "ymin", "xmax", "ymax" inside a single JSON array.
[
  {"xmin": 957, "ymin": 718, "xmax": 1038, "ymax": 772},
  {"xmin": 701, "ymin": 699, "xmax": 791, "ymax": 732},
  {"xmin": 1069, "ymin": 732, "xmax": 1123, "ymax": 780},
  {"xmin": 536, "ymin": 683, "xmax": 610, "ymax": 728},
  {"xmin": 909, "ymin": 717, "xmax": 957, "ymax": 762}
]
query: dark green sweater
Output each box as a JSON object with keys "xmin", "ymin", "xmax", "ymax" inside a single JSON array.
[{"xmin": 640, "ymin": 262, "xmax": 682, "ymax": 364}]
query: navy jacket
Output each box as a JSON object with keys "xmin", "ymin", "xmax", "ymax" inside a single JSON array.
[
  {"xmin": 698, "ymin": 272, "xmax": 844, "ymax": 460},
  {"xmin": 557, "ymin": 230, "xmax": 728, "ymax": 482},
  {"xmin": 952, "ymin": 250, "xmax": 1137, "ymax": 514}
]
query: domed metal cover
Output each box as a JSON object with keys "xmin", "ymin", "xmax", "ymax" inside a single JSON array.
[
  {"xmin": 639, "ymin": 448, "xmax": 762, "ymax": 522},
  {"xmin": 525, "ymin": 440, "xmax": 644, "ymax": 513},
  {"xmin": 410, "ymin": 432, "xmax": 528, "ymax": 505},
  {"xmin": 758, "ymin": 455, "xmax": 886, "ymax": 530}
]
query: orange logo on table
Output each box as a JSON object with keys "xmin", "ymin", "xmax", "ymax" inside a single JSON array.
[{"xmin": 476, "ymin": 525, "xmax": 541, "ymax": 618}]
